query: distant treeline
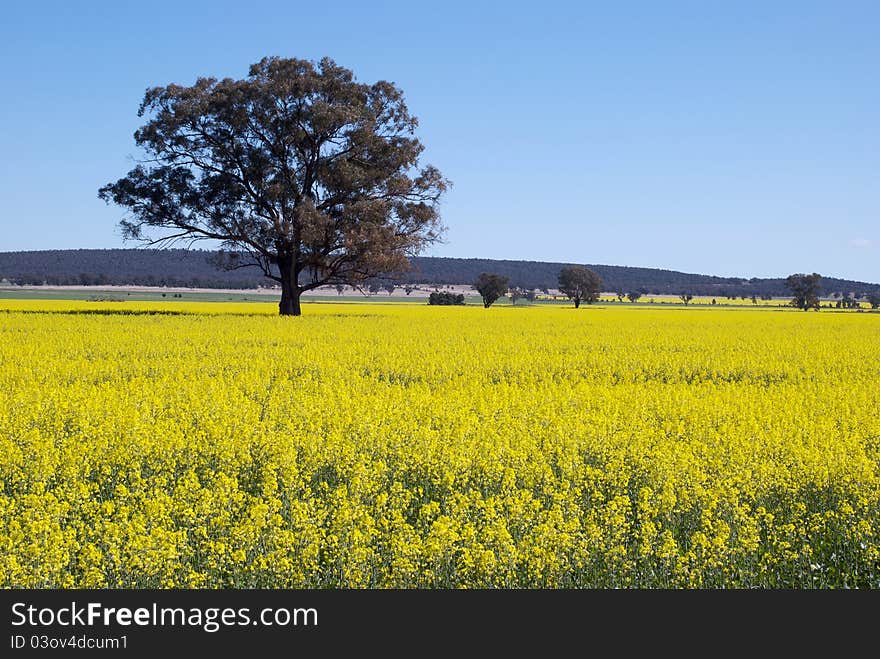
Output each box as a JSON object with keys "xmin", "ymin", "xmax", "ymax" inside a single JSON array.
[
  {"xmin": 0, "ymin": 249, "xmax": 268, "ymax": 289},
  {"xmin": 1, "ymin": 249, "xmax": 878, "ymax": 297},
  {"xmin": 402, "ymin": 257, "xmax": 879, "ymax": 297}
]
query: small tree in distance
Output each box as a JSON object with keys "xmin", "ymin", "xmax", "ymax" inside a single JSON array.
[
  {"xmin": 679, "ymin": 293, "xmax": 693, "ymax": 305},
  {"xmin": 509, "ymin": 287, "xmax": 523, "ymax": 305},
  {"xmin": 428, "ymin": 291, "xmax": 465, "ymax": 305},
  {"xmin": 557, "ymin": 266, "xmax": 602, "ymax": 308},
  {"xmin": 866, "ymin": 292, "xmax": 880, "ymax": 309},
  {"xmin": 473, "ymin": 272, "xmax": 509, "ymax": 308},
  {"xmin": 785, "ymin": 273, "xmax": 822, "ymax": 311},
  {"xmin": 627, "ymin": 291, "xmax": 642, "ymax": 303}
]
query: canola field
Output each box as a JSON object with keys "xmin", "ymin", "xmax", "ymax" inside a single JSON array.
[{"xmin": 1, "ymin": 299, "xmax": 879, "ymax": 588}]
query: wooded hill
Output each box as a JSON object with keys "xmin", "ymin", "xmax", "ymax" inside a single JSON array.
[{"xmin": 1, "ymin": 249, "xmax": 877, "ymax": 297}]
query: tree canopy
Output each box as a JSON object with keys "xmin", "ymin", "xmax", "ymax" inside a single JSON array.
[
  {"xmin": 557, "ymin": 266, "xmax": 602, "ymax": 308},
  {"xmin": 99, "ymin": 56, "xmax": 448, "ymax": 315},
  {"xmin": 473, "ymin": 272, "xmax": 509, "ymax": 308},
  {"xmin": 785, "ymin": 273, "xmax": 822, "ymax": 311}
]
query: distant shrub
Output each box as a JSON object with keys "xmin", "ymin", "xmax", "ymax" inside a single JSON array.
[{"xmin": 428, "ymin": 291, "xmax": 465, "ymax": 305}]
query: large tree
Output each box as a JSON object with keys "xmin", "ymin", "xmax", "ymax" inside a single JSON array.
[
  {"xmin": 99, "ymin": 56, "xmax": 448, "ymax": 315},
  {"xmin": 557, "ymin": 266, "xmax": 602, "ymax": 308},
  {"xmin": 785, "ymin": 273, "xmax": 822, "ymax": 311}
]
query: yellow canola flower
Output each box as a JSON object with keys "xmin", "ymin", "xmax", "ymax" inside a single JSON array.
[{"xmin": 0, "ymin": 300, "xmax": 878, "ymax": 587}]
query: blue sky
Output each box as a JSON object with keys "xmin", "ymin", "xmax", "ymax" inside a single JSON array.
[{"xmin": 1, "ymin": 1, "xmax": 877, "ymax": 282}]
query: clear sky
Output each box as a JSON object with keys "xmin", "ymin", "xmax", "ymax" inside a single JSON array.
[{"xmin": 1, "ymin": 1, "xmax": 877, "ymax": 282}]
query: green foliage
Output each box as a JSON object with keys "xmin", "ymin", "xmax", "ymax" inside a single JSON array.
[
  {"xmin": 428, "ymin": 291, "xmax": 465, "ymax": 305},
  {"xmin": 473, "ymin": 272, "xmax": 509, "ymax": 308},
  {"xmin": 786, "ymin": 273, "xmax": 822, "ymax": 311},
  {"xmin": 557, "ymin": 266, "xmax": 602, "ymax": 309}
]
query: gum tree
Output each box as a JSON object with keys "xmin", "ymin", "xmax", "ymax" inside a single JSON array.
[
  {"xmin": 557, "ymin": 266, "xmax": 602, "ymax": 308},
  {"xmin": 99, "ymin": 56, "xmax": 448, "ymax": 315},
  {"xmin": 473, "ymin": 272, "xmax": 509, "ymax": 308},
  {"xmin": 785, "ymin": 273, "xmax": 822, "ymax": 311}
]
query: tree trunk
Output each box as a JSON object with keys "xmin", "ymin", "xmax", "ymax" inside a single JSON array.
[
  {"xmin": 278, "ymin": 258, "xmax": 302, "ymax": 316},
  {"xmin": 279, "ymin": 289, "xmax": 302, "ymax": 316},
  {"xmin": 574, "ymin": 298, "xmax": 581, "ymax": 309}
]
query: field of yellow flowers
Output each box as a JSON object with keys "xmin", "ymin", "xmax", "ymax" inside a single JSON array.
[{"xmin": 1, "ymin": 299, "xmax": 878, "ymax": 588}]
